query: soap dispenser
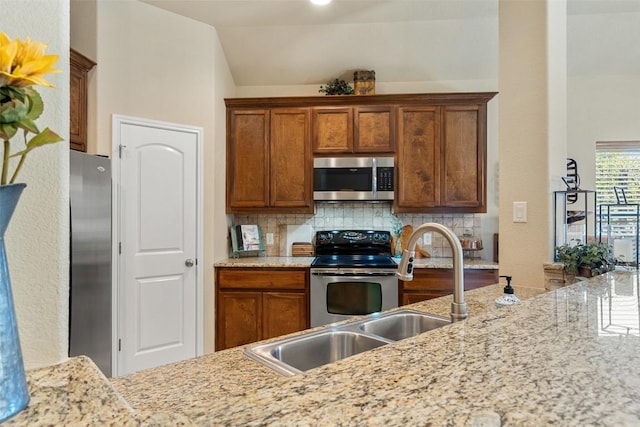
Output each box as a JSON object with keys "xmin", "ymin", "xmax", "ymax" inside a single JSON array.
[{"xmin": 495, "ymin": 275, "xmax": 521, "ymax": 308}]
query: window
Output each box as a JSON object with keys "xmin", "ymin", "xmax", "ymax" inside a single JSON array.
[
  {"xmin": 595, "ymin": 141, "xmax": 640, "ymax": 204},
  {"xmin": 596, "ymin": 141, "xmax": 640, "ymax": 265}
]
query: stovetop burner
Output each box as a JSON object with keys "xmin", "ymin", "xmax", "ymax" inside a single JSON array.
[{"xmin": 312, "ymin": 230, "xmax": 395, "ymax": 269}]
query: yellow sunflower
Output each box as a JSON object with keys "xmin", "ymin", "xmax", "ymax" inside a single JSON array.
[{"xmin": 0, "ymin": 32, "xmax": 60, "ymax": 88}]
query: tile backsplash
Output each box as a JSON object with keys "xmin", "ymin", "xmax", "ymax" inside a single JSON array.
[{"xmin": 232, "ymin": 202, "xmax": 481, "ymax": 258}]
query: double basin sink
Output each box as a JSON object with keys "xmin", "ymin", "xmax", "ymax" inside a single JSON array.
[{"xmin": 244, "ymin": 309, "xmax": 452, "ymax": 376}]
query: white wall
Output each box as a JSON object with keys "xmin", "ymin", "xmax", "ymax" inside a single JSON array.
[
  {"xmin": 1, "ymin": 0, "xmax": 70, "ymax": 368},
  {"xmin": 498, "ymin": 0, "xmax": 566, "ymax": 287},
  {"xmin": 85, "ymin": 0, "xmax": 234, "ymax": 355},
  {"xmin": 210, "ymin": 25, "xmax": 236, "ymax": 353},
  {"xmin": 568, "ymin": 74, "xmax": 640, "ymax": 190}
]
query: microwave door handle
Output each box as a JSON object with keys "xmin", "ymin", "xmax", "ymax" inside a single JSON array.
[{"xmin": 372, "ymin": 157, "xmax": 377, "ymax": 198}]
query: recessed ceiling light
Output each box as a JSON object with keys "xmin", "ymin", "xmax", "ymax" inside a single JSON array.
[{"xmin": 310, "ymin": 0, "xmax": 332, "ymax": 5}]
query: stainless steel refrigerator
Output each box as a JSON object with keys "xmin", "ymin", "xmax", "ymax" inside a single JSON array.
[{"xmin": 68, "ymin": 150, "xmax": 112, "ymax": 377}]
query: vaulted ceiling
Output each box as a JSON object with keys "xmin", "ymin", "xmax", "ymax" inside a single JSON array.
[{"xmin": 140, "ymin": 0, "xmax": 640, "ymax": 87}]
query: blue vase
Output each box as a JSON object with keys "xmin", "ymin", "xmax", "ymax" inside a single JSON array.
[{"xmin": 0, "ymin": 183, "xmax": 29, "ymax": 422}]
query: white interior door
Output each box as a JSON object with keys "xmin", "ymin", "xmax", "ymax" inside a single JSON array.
[{"xmin": 114, "ymin": 116, "xmax": 201, "ymax": 376}]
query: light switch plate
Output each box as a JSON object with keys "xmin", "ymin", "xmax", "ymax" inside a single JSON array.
[
  {"xmin": 266, "ymin": 233, "xmax": 274, "ymax": 246},
  {"xmin": 423, "ymin": 232, "xmax": 432, "ymax": 245},
  {"xmin": 513, "ymin": 201, "xmax": 527, "ymax": 223}
]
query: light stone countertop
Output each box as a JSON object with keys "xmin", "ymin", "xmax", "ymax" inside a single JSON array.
[
  {"xmin": 214, "ymin": 256, "xmax": 316, "ymax": 268},
  {"xmin": 0, "ymin": 356, "xmax": 192, "ymax": 426},
  {"xmin": 8, "ymin": 272, "xmax": 640, "ymax": 426},
  {"xmin": 113, "ymin": 273, "xmax": 640, "ymax": 425},
  {"xmin": 214, "ymin": 256, "xmax": 498, "ymax": 269},
  {"xmin": 112, "ymin": 272, "xmax": 640, "ymax": 425}
]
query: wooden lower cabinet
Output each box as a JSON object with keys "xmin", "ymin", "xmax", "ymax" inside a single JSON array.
[
  {"xmin": 262, "ymin": 292, "xmax": 307, "ymax": 340},
  {"xmin": 217, "ymin": 292, "xmax": 262, "ymax": 349},
  {"xmin": 215, "ymin": 268, "xmax": 309, "ymax": 350},
  {"xmin": 399, "ymin": 268, "xmax": 498, "ymax": 306}
]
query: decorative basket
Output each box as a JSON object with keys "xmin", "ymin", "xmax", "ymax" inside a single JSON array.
[{"xmin": 353, "ymin": 70, "xmax": 375, "ymax": 95}]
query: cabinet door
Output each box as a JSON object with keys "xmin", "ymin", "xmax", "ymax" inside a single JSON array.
[
  {"xmin": 354, "ymin": 106, "xmax": 395, "ymax": 153},
  {"xmin": 69, "ymin": 49, "xmax": 96, "ymax": 152},
  {"xmin": 440, "ymin": 104, "xmax": 486, "ymax": 211},
  {"xmin": 226, "ymin": 109, "xmax": 270, "ymax": 211},
  {"xmin": 216, "ymin": 291, "xmax": 262, "ymax": 350},
  {"xmin": 312, "ymin": 107, "xmax": 353, "ymax": 153},
  {"xmin": 262, "ymin": 292, "xmax": 308, "ymax": 340},
  {"xmin": 395, "ymin": 106, "xmax": 440, "ymax": 211},
  {"xmin": 270, "ymin": 108, "xmax": 312, "ymax": 209}
]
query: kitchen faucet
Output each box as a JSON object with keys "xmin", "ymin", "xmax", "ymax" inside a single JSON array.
[{"xmin": 396, "ymin": 223, "xmax": 468, "ymax": 321}]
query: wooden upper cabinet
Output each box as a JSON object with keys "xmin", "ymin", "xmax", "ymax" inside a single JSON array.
[
  {"xmin": 441, "ymin": 105, "xmax": 485, "ymax": 209},
  {"xmin": 354, "ymin": 106, "xmax": 395, "ymax": 153},
  {"xmin": 226, "ymin": 107, "xmax": 313, "ymax": 213},
  {"xmin": 270, "ymin": 108, "xmax": 312, "ymax": 208},
  {"xmin": 312, "ymin": 105, "xmax": 394, "ymax": 154},
  {"xmin": 226, "ymin": 109, "xmax": 270, "ymax": 210},
  {"xmin": 69, "ymin": 49, "xmax": 96, "ymax": 152},
  {"xmin": 312, "ymin": 107, "xmax": 353, "ymax": 153},
  {"xmin": 226, "ymin": 93, "xmax": 495, "ymax": 214},
  {"xmin": 395, "ymin": 97, "xmax": 491, "ymax": 213},
  {"xmin": 396, "ymin": 106, "xmax": 440, "ymax": 209}
]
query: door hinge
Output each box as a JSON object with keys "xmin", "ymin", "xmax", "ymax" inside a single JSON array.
[
  {"xmin": 118, "ymin": 144, "xmax": 125, "ymax": 158},
  {"xmin": 118, "ymin": 339, "xmax": 121, "ymax": 352},
  {"xmin": 119, "ymin": 242, "xmax": 122, "ymax": 254}
]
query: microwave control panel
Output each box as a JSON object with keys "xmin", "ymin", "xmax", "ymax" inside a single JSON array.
[{"xmin": 377, "ymin": 167, "xmax": 394, "ymax": 191}]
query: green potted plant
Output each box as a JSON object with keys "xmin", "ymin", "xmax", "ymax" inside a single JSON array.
[
  {"xmin": 318, "ymin": 78, "xmax": 354, "ymax": 95},
  {"xmin": 555, "ymin": 240, "xmax": 613, "ymax": 278},
  {"xmin": 556, "ymin": 243, "xmax": 581, "ymax": 275},
  {"xmin": 577, "ymin": 241, "xmax": 613, "ymax": 277}
]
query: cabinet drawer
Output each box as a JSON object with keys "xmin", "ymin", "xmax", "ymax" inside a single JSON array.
[
  {"xmin": 217, "ymin": 268, "xmax": 307, "ymax": 290},
  {"xmin": 401, "ymin": 268, "xmax": 498, "ymax": 291}
]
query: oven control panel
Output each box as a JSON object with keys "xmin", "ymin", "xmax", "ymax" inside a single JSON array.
[{"xmin": 315, "ymin": 230, "xmax": 391, "ymax": 246}]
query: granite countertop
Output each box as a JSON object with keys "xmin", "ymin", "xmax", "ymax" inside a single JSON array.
[
  {"xmin": 8, "ymin": 272, "xmax": 640, "ymax": 425},
  {"xmin": 410, "ymin": 257, "xmax": 498, "ymax": 269},
  {"xmin": 214, "ymin": 256, "xmax": 316, "ymax": 268},
  {"xmin": 0, "ymin": 356, "xmax": 191, "ymax": 426},
  {"xmin": 113, "ymin": 272, "xmax": 640, "ymax": 425},
  {"xmin": 214, "ymin": 256, "xmax": 498, "ymax": 269}
]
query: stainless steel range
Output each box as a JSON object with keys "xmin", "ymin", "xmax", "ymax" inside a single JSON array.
[{"xmin": 310, "ymin": 230, "xmax": 399, "ymax": 327}]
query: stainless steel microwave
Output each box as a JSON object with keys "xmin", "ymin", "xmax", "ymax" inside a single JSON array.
[{"xmin": 313, "ymin": 157, "xmax": 394, "ymax": 201}]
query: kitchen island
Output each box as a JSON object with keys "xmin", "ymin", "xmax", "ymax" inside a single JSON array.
[{"xmin": 5, "ymin": 271, "xmax": 640, "ymax": 426}]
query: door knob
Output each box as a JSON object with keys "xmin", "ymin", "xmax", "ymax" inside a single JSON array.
[{"xmin": 185, "ymin": 259, "xmax": 195, "ymax": 267}]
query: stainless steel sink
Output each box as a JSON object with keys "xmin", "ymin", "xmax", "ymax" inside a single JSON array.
[
  {"xmin": 358, "ymin": 310, "xmax": 452, "ymax": 341},
  {"xmin": 245, "ymin": 330, "xmax": 392, "ymax": 376},
  {"xmin": 244, "ymin": 309, "xmax": 453, "ymax": 376}
]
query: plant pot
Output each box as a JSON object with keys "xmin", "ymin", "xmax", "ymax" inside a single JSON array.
[
  {"xmin": 0, "ymin": 183, "xmax": 29, "ymax": 422},
  {"xmin": 578, "ymin": 265, "xmax": 593, "ymax": 278},
  {"xmin": 564, "ymin": 272, "xmax": 577, "ymax": 285}
]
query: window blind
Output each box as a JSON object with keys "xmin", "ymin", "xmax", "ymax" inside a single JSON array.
[
  {"xmin": 595, "ymin": 141, "xmax": 640, "ymax": 205},
  {"xmin": 596, "ymin": 141, "xmax": 640, "ymax": 263}
]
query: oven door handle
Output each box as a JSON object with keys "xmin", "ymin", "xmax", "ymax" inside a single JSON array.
[{"xmin": 311, "ymin": 268, "xmax": 397, "ymax": 276}]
